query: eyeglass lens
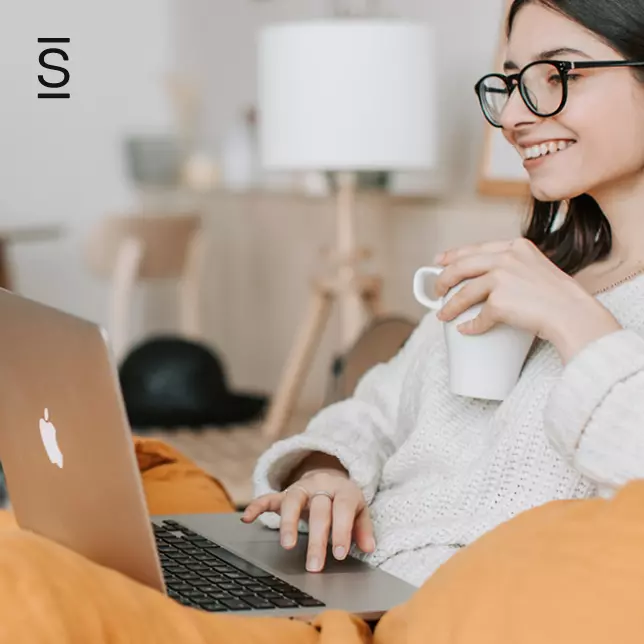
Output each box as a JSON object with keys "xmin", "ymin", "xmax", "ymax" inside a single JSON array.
[{"xmin": 479, "ymin": 62, "xmax": 563, "ymax": 125}]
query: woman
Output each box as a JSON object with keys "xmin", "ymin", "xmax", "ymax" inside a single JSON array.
[{"xmin": 244, "ymin": 0, "xmax": 644, "ymax": 587}]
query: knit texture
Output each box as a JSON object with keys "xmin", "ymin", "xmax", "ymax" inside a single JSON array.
[{"xmin": 253, "ymin": 275, "xmax": 644, "ymax": 587}]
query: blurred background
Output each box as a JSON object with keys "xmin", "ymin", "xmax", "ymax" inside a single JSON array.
[{"xmin": 0, "ymin": 0, "xmax": 527, "ymax": 505}]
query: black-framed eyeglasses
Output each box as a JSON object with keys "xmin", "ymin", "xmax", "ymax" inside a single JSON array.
[{"xmin": 474, "ymin": 59, "xmax": 644, "ymax": 128}]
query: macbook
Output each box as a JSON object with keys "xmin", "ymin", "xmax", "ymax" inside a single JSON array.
[{"xmin": 0, "ymin": 289, "xmax": 415, "ymax": 620}]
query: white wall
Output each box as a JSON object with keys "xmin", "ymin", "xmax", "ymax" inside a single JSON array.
[
  {"xmin": 0, "ymin": 0, "xmax": 173, "ymax": 327},
  {"xmin": 173, "ymin": 0, "xmax": 507, "ymax": 192}
]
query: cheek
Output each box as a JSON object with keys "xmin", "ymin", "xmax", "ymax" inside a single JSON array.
[
  {"xmin": 582, "ymin": 116, "xmax": 644, "ymax": 191},
  {"xmin": 579, "ymin": 81, "xmax": 644, "ymax": 169},
  {"xmin": 611, "ymin": 118, "xmax": 644, "ymax": 170},
  {"xmin": 529, "ymin": 96, "xmax": 644, "ymax": 201},
  {"xmin": 583, "ymin": 95, "xmax": 644, "ymax": 163}
]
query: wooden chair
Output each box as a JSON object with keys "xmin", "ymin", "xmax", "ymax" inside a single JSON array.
[
  {"xmin": 84, "ymin": 213, "xmax": 207, "ymax": 361},
  {"xmin": 322, "ymin": 315, "xmax": 418, "ymax": 408}
]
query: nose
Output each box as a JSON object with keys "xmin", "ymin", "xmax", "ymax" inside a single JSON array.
[{"xmin": 497, "ymin": 86, "xmax": 540, "ymax": 131}]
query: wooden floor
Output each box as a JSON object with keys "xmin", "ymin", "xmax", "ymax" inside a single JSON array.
[{"xmin": 147, "ymin": 410, "xmax": 312, "ymax": 508}]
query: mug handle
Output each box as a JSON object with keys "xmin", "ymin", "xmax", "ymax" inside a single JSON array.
[{"xmin": 413, "ymin": 266, "xmax": 444, "ymax": 310}]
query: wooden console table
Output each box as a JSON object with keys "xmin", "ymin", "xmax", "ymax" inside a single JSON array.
[{"xmin": 0, "ymin": 224, "xmax": 64, "ymax": 290}]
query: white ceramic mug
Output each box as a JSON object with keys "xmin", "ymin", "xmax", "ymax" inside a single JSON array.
[{"xmin": 413, "ymin": 266, "xmax": 535, "ymax": 401}]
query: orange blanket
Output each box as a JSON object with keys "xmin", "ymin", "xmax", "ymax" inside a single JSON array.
[{"xmin": 1, "ymin": 437, "xmax": 644, "ymax": 644}]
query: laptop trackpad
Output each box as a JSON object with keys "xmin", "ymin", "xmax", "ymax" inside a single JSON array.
[{"xmin": 244, "ymin": 540, "xmax": 370, "ymax": 576}]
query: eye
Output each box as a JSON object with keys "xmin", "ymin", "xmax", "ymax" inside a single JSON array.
[{"xmin": 566, "ymin": 73, "xmax": 582, "ymax": 83}]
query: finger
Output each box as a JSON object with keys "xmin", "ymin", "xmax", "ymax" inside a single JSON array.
[
  {"xmin": 434, "ymin": 239, "xmax": 514, "ymax": 266},
  {"xmin": 437, "ymin": 276, "xmax": 493, "ymax": 323},
  {"xmin": 279, "ymin": 487, "xmax": 309, "ymax": 550},
  {"xmin": 306, "ymin": 494, "xmax": 333, "ymax": 572},
  {"xmin": 241, "ymin": 493, "xmax": 285, "ymax": 522},
  {"xmin": 435, "ymin": 254, "xmax": 502, "ymax": 297},
  {"xmin": 353, "ymin": 507, "xmax": 376, "ymax": 554},
  {"xmin": 331, "ymin": 492, "xmax": 360, "ymax": 560},
  {"xmin": 458, "ymin": 301, "xmax": 497, "ymax": 335}
]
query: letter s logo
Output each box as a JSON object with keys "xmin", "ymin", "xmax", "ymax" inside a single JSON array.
[{"xmin": 38, "ymin": 48, "xmax": 70, "ymax": 88}]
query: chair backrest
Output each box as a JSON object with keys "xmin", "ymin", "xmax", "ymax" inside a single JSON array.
[
  {"xmin": 323, "ymin": 315, "xmax": 418, "ymax": 406},
  {"xmin": 85, "ymin": 213, "xmax": 202, "ymax": 280},
  {"xmin": 84, "ymin": 213, "xmax": 206, "ymax": 361}
]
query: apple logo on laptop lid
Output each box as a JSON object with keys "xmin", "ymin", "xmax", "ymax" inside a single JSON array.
[{"xmin": 39, "ymin": 408, "xmax": 63, "ymax": 468}]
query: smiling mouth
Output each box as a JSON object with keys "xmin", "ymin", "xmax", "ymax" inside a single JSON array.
[{"xmin": 519, "ymin": 139, "xmax": 576, "ymax": 161}]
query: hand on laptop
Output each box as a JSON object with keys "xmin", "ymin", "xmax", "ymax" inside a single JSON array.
[{"xmin": 242, "ymin": 469, "xmax": 375, "ymax": 573}]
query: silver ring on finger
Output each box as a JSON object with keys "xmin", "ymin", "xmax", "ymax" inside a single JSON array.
[{"xmin": 310, "ymin": 490, "xmax": 334, "ymax": 501}]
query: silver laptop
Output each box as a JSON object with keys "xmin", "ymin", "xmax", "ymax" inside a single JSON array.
[{"xmin": 0, "ymin": 289, "xmax": 415, "ymax": 620}]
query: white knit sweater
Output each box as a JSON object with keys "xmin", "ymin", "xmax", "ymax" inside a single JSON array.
[{"xmin": 253, "ymin": 275, "xmax": 644, "ymax": 587}]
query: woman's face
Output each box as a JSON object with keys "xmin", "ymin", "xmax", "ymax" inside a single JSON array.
[{"xmin": 501, "ymin": 3, "xmax": 644, "ymax": 202}]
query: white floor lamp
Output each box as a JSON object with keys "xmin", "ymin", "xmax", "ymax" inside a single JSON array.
[{"xmin": 257, "ymin": 18, "xmax": 437, "ymax": 439}]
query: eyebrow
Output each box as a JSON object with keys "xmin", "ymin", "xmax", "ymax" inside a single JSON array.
[{"xmin": 503, "ymin": 47, "xmax": 592, "ymax": 71}]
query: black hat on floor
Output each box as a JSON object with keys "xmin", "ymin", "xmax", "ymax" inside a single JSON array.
[{"xmin": 118, "ymin": 335, "xmax": 268, "ymax": 430}]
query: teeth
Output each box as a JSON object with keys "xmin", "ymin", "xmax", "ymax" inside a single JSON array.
[{"xmin": 522, "ymin": 140, "xmax": 575, "ymax": 160}]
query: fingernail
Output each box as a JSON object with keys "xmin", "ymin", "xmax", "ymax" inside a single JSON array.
[
  {"xmin": 433, "ymin": 252, "xmax": 444, "ymax": 264},
  {"xmin": 307, "ymin": 556, "xmax": 321, "ymax": 572},
  {"xmin": 281, "ymin": 534, "xmax": 295, "ymax": 548},
  {"xmin": 367, "ymin": 537, "xmax": 376, "ymax": 551},
  {"xmin": 334, "ymin": 546, "xmax": 346, "ymax": 560}
]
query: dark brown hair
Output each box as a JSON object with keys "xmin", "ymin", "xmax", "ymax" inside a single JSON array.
[{"xmin": 508, "ymin": 0, "xmax": 644, "ymax": 274}]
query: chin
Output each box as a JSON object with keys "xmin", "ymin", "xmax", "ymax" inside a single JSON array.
[{"xmin": 529, "ymin": 178, "xmax": 586, "ymax": 203}]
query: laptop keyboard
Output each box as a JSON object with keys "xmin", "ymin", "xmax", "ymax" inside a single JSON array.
[{"xmin": 153, "ymin": 520, "xmax": 326, "ymax": 612}]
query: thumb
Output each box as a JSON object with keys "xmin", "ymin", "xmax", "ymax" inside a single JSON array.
[{"xmin": 458, "ymin": 304, "xmax": 495, "ymax": 335}]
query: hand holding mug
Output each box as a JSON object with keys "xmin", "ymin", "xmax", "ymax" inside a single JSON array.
[
  {"xmin": 427, "ymin": 237, "xmax": 621, "ymax": 363},
  {"xmin": 414, "ymin": 258, "xmax": 536, "ymax": 400}
]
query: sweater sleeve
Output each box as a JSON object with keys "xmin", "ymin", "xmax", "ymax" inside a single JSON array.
[
  {"xmin": 544, "ymin": 329, "xmax": 644, "ymax": 491},
  {"xmin": 252, "ymin": 312, "xmax": 441, "ymax": 510}
]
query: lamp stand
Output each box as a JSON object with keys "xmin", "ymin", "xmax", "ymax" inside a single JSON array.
[{"xmin": 262, "ymin": 171, "xmax": 383, "ymax": 440}]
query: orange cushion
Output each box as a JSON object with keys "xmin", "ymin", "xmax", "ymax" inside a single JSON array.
[
  {"xmin": 133, "ymin": 437, "xmax": 235, "ymax": 514},
  {"xmin": 375, "ymin": 480, "xmax": 644, "ymax": 644},
  {"xmin": 0, "ymin": 525, "xmax": 370, "ymax": 644}
]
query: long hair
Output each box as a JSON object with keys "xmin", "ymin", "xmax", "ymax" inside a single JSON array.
[{"xmin": 507, "ymin": 0, "xmax": 644, "ymax": 274}]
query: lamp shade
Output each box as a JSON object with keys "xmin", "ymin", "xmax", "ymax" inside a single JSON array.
[{"xmin": 257, "ymin": 19, "xmax": 436, "ymax": 171}]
